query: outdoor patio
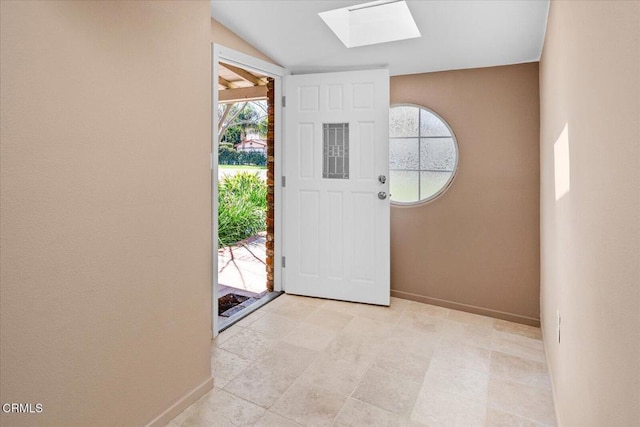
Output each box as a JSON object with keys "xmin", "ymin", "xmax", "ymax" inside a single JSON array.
[{"xmin": 217, "ymin": 232, "xmax": 268, "ymax": 326}]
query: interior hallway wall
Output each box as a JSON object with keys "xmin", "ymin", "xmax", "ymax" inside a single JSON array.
[
  {"xmin": 211, "ymin": 18, "xmax": 276, "ymax": 64},
  {"xmin": 539, "ymin": 1, "xmax": 640, "ymax": 425},
  {"xmin": 390, "ymin": 63, "xmax": 541, "ymax": 325},
  {"xmin": 0, "ymin": 1, "xmax": 212, "ymax": 425}
]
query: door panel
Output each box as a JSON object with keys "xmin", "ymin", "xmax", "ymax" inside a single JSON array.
[
  {"xmin": 299, "ymin": 190, "xmax": 319, "ymax": 277},
  {"xmin": 284, "ymin": 69, "xmax": 389, "ymax": 305}
]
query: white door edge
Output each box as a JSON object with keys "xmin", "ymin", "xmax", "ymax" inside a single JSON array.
[{"xmin": 212, "ymin": 44, "xmax": 288, "ymax": 338}]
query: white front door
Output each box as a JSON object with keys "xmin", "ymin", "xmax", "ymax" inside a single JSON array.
[{"xmin": 284, "ymin": 69, "xmax": 390, "ymax": 305}]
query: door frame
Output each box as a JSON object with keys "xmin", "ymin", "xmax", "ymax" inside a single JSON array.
[{"xmin": 212, "ymin": 44, "xmax": 288, "ymax": 338}]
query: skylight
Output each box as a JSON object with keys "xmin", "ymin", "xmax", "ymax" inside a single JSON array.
[{"xmin": 319, "ymin": 0, "xmax": 421, "ymax": 48}]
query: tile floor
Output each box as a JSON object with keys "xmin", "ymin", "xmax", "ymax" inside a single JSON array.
[{"xmin": 168, "ymin": 295, "xmax": 556, "ymax": 426}]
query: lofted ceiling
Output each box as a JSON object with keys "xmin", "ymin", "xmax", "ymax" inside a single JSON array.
[{"xmin": 211, "ymin": 0, "xmax": 549, "ymax": 76}]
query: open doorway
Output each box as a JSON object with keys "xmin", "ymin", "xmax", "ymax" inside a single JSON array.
[
  {"xmin": 212, "ymin": 45, "xmax": 286, "ymax": 337},
  {"xmin": 216, "ymin": 60, "xmax": 279, "ymax": 331}
]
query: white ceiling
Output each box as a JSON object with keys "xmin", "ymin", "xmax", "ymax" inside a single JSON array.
[{"xmin": 211, "ymin": 0, "xmax": 549, "ymax": 76}]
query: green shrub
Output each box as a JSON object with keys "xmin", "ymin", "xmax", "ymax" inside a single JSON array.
[
  {"xmin": 218, "ymin": 172, "xmax": 267, "ymax": 247},
  {"xmin": 218, "ymin": 148, "xmax": 267, "ymax": 166}
]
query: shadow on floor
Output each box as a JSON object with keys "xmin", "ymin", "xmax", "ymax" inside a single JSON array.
[{"xmin": 218, "ymin": 232, "xmax": 276, "ymax": 331}]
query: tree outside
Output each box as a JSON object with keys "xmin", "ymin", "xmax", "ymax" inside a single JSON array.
[{"xmin": 217, "ymin": 101, "xmax": 268, "ymax": 246}]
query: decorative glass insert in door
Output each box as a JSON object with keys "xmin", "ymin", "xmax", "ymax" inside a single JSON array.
[{"xmin": 323, "ymin": 123, "xmax": 349, "ymax": 179}]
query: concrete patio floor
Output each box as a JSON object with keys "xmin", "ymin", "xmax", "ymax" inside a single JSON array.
[
  {"xmin": 217, "ymin": 233, "xmax": 269, "ymax": 329},
  {"xmin": 217, "ymin": 232, "xmax": 267, "ymax": 297}
]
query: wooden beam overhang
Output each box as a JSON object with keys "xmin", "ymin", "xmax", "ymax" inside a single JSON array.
[
  {"xmin": 218, "ymin": 85, "xmax": 268, "ymax": 104},
  {"xmin": 218, "ymin": 76, "xmax": 235, "ymax": 88},
  {"xmin": 221, "ymin": 63, "xmax": 266, "ymax": 86}
]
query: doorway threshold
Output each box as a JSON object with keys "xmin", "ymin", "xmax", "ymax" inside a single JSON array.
[{"xmin": 219, "ymin": 291, "xmax": 283, "ymax": 332}]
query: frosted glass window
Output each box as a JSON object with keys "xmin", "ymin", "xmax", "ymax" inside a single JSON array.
[
  {"xmin": 390, "ymin": 171, "xmax": 419, "ymax": 203},
  {"xmin": 420, "ymin": 109, "xmax": 451, "ymax": 136},
  {"xmin": 389, "ymin": 106, "xmax": 418, "ymax": 137},
  {"xmin": 390, "ymin": 138, "xmax": 419, "ymax": 170},
  {"xmin": 420, "ymin": 171, "xmax": 453, "ymax": 197},
  {"xmin": 420, "ymin": 138, "xmax": 456, "ymax": 171},
  {"xmin": 389, "ymin": 105, "xmax": 458, "ymax": 204}
]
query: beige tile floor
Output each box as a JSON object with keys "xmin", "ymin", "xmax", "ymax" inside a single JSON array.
[{"xmin": 168, "ymin": 294, "xmax": 556, "ymax": 427}]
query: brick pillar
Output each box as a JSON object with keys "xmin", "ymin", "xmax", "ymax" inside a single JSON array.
[{"xmin": 265, "ymin": 79, "xmax": 275, "ymax": 292}]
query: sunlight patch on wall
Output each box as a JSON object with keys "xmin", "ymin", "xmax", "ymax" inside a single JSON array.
[{"xmin": 554, "ymin": 123, "xmax": 571, "ymax": 201}]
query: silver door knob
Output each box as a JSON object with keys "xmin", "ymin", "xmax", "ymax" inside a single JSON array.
[{"xmin": 378, "ymin": 191, "xmax": 387, "ymax": 200}]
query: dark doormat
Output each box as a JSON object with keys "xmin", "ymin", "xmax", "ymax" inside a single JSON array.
[{"xmin": 218, "ymin": 293, "xmax": 256, "ymax": 317}]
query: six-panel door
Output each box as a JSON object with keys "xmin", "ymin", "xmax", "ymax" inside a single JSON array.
[{"xmin": 284, "ymin": 69, "xmax": 390, "ymax": 305}]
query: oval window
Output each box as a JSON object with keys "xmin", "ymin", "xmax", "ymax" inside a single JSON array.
[{"xmin": 389, "ymin": 105, "xmax": 458, "ymax": 204}]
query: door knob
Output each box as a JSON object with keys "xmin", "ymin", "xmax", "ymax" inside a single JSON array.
[{"xmin": 378, "ymin": 191, "xmax": 387, "ymax": 200}]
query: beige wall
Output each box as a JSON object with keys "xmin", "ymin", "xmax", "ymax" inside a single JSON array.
[
  {"xmin": 539, "ymin": 1, "xmax": 640, "ymax": 425},
  {"xmin": 390, "ymin": 64, "xmax": 541, "ymax": 325},
  {"xmin": 0, "ymin": 1, "xmax": 212, "ymax": 426},
  {"xmin": 211, "ymin": 18, "xmax": 276, "ymax": 64}
]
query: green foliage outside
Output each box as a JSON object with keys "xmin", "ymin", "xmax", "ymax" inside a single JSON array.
[
  {"xmin": 217, "ymin": 102, "xmax": 268, "ymax": 247},
  {"xmin": 219, "ymin": 165, "xmax": 266, "ymax": 170},
  {"xmin": 218, "ymin": 101, "xmax": 267, "ymax": 145},
  {"xmin": 218, "ymin": 148, "xmax": 266, "ymax": 166},
  {"xmin": 221, "ymin": 126, "xmax": 242, "ymax": 145},
  {"xmin": 218, "ymin": 172, "xmax": 267, "ymax": 247},
  {"xmin": 218, "ymin": 102, "xmax": 268, "ymax": 166}
]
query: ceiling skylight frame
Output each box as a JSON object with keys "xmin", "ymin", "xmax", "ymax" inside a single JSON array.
[{"xmin": 319, "ymin": 0, "xmax": 421, "ymax": 49}]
